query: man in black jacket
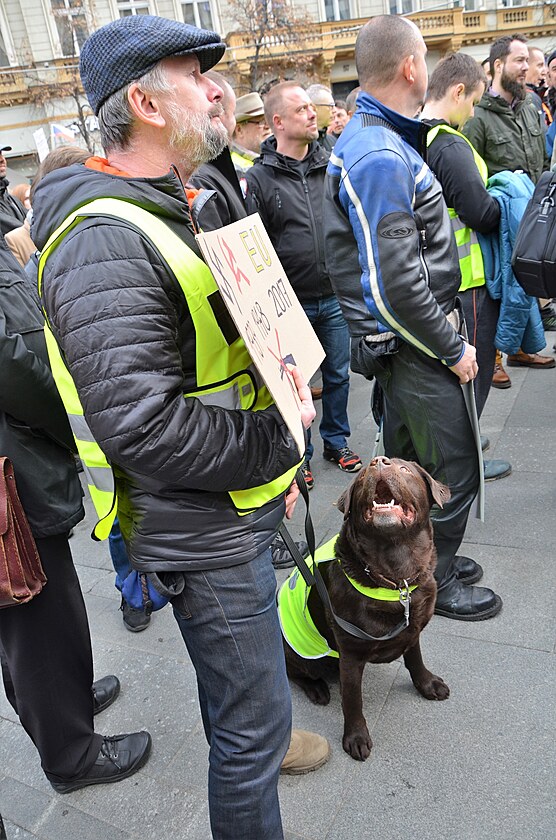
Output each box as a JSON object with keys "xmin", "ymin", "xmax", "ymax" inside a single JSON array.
[
  {"xmin": 421, "ymin": 52, "xmax": 512, "ymax": 483},
  {"xmin": 0, "ymin": 237, "xmax": 150, "ymax": 792},
  {"xmin": 0, "ymin": 147, "xmax": 26, "ymax": 237},
  {"xmin": 245, "ymin": 82, "xmax": 361, "ymax": 488},
  {"xmin": 34, "ymin": 16, "xmax": 324, "ymax": 839}
]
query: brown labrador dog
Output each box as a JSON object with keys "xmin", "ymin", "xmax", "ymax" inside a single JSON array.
[{"xmin": 283, "ymin": 455, "xmax": 451, "ymax": 761}]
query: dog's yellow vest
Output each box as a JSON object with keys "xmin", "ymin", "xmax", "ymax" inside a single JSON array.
[{"xmin": 277, "ymin": 535, "xmax": 418, "ymax": 659}]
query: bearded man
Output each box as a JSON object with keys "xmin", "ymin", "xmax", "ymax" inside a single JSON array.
[
  {"xmin": 464, "ymin": 35, "xmax": 554, "ymax": 361},
  {"xmin": 32, "ymin": 15, "xmax": 324, "ymax": 839},
  {"xmin": 463, "ymin": 34, "xmax": 549, "ymax": 184}
]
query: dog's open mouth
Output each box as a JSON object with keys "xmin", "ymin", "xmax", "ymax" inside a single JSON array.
[{"xmin": 363, "ymin": 479, "xmax": 416, "ymax": 527}]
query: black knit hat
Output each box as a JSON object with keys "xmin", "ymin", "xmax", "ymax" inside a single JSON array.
[
  {"xmin": 80, "ymin": 15, "xmax": 226, "ymax": 115},
  {"xmin": 547, "ymin": 50, "xmax": 556, "ymax": 70}
]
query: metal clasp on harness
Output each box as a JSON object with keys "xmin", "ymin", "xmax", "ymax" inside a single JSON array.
[{"xmin": 399, "ymin": 580, "xmax": 411, "ymax": 626}]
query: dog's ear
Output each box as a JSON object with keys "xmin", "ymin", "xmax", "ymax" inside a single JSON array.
[
  {"xmin": 336, "ymin": 483, "xmax": 355, "ymax": 520},
  {"xmin": 412, "ymin": 464, "xmax": 451, "ymax": 508}
]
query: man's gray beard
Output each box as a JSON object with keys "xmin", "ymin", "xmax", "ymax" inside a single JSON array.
[
  {"xmin": 501, "ymin": 70, "xmax": 526, "ymax": 101},
  {"xmin": 166, "ymin": 103, "xmax": 228, "ymax": 174}
]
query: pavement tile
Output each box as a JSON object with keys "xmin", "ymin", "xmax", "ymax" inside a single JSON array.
[
  {"xmin": 0, "ymin": 720, "xmax": 48, "ymax": 792},
  {"xmin": 1, "ymin": 820, "xmax": 37, "ymax": 840},
  {"xmin": 464, "ymin": 471, "xmax": 554, "ymax": 552},
  {"xmin": 324, "ymin": 635, "xmax": 554, "ymax": 840},
  {"xmin": 432, "ymin": 543, "xmax": 555, "ymax": 651},
  {"xmin": 62, "ymin": 775, "xmax": 209, "ymax": 840}
]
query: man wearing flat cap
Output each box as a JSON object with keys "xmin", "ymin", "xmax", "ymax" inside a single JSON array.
[
  {"xmin": 0, "ymin": 146, "xmax": 27, "ymax": 236},
  {"xmin": 33, "ymin": 14, "xmax": 326, "ymax": 838},
  {"xmin": 231, "ymin": 91, "xmax": 271, "ymax": 172}
]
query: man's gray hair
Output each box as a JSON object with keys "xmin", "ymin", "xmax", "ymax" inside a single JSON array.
[
  {"xmin": 355, "ymin": 15, "xmax": 421, "ymax": 88},
  {"xmin": 98, "ymin": 63, "xmax": 174, "ymax": 152},
  {"xmin": 306, "ymin": 83, "xmax": 333, "ymax": 102}
]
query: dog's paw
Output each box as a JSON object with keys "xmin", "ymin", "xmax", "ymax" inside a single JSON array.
[
  {"xmin": 304, "ymin": 678, "xmax": 330, "ymax": 706},
  {"xmin": 343, "ymin": 729, "xmax": 373, "ymax": 761},
  {"xmin": 415, "ymin": 673, "xmax": 450, "ymax": 701}
]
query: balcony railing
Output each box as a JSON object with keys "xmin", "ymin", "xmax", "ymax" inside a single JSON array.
[
  {"xmin": 224, "ymin": 4, "xmax": 556, "ymax": 65},
  {"xmin": 0, "ymin": 58, "xmax": 81, "ymax": 105}
]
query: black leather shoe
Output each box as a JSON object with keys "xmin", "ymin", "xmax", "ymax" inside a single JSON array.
[
  {"xmin": 434, "ymin": 579, "xmax": 502, "ymax": 621},
  {"xmin": 480, "ymin": 435, "xmax": 490, "ymax": 453},
  {"xmin": 454, "ymin": 555, "xmax": 483, "ymax": 585},
  {"xmin": 92, "ymin": 675, "xmax": 121, "ymax": 716},
  {"xmin": 484, "ymin": 459, "xmax": 512, "ymax": 481},
  {"xmin": 50, "ymin": 731, "xmax": 152, "ymax": 794}
]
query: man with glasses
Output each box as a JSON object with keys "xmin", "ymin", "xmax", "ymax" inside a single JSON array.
[{"xmin": 231, "ymin": 92, "xmax": 270, "ymax": 172}]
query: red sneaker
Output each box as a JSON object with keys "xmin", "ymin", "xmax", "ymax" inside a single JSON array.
[
  {"xmin": 323, "ymin": 446, "xmax": 362, "ymax": 473},
  {"xmin": 301, "ymin": 462, "xmax": 314, "ymax": 490}
]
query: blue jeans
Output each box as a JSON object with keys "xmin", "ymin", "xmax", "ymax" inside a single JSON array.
[
  {"xmin": 172, "ymin": 549, "xmax": 291, "ymax": 840},
  {"xmin": 302, "ymin": 295, "xmax": 351, "ymax": 461},
  {"xmin": 108, "ymin": 518, "xmax": 132, "ymax": 591}
]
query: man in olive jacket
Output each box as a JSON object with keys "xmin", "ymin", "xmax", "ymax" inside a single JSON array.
[{"xmin": 462, "ymin": 34, "xmax": 549, "ymax": 184}]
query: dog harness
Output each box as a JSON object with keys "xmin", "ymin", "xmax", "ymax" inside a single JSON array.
[{"xmin": 277, "ymin": 535, "xmax": 418, "ymax": 659}]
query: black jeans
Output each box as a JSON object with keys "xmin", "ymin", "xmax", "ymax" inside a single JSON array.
[
  {"xmin": 0, "ymin": 534, "xmax": 101, "ymax": 782},
  {"xmin": 375, "ymin": 342, "xmax": 479, "ymax": 587}
]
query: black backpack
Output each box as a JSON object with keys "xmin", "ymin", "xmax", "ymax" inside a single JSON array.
[{"xmin": 511, "ymin": 170, "xmax": 556, "ymax": 298}]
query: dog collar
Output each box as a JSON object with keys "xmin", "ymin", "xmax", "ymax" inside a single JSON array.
[{"xmin": 342, "ymin": 567, "xmax": 418, "ymax": 601}]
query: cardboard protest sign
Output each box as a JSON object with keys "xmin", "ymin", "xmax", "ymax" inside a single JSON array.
[{"xmin": 196, "ymin": 213, "xmax": 325, "ymax": 456}]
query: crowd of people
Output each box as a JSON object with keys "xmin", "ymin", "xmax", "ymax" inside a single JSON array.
[{"xmin": 0, "ymin": 11, "xmax": 554, "ymax": 840}]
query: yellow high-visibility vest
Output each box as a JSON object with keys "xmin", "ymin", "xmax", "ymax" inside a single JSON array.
[
  {"xmin": 38, "ymin": 198, "xmax": 299, "ymax": 539},
  {"xmin": 427, "ymin": 123, "xmax": 489, "ymax": 291}
]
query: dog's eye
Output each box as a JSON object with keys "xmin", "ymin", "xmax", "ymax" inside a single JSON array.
[{"xmin": 400, "ymin": 466, "xmax": 411, "ymax": 473}]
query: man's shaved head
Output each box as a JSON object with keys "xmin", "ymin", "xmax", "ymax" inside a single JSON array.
[{"xmin": 355, "ymin": 15, "xmax": 422, "ymax": 88}]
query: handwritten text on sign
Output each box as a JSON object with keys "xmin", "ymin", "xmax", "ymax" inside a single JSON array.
[{"xmin": 196, "ymin": 213, "xmax": 325, "ymax": 456}]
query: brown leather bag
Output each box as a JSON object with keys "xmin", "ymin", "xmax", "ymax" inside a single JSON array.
[{"xmin": 0, "ymin": 456, "xmax": 47, "ymax": 608}]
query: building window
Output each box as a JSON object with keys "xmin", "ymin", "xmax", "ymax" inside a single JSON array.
[
  {"xmin": 324, "ymin": 0, "xmax": 351, "ymax": 21},
  {"xmin": 0, "ymin": 29, "xmax": 9, "ymax": 66},
  {"xmin": 117, "ymin": 0, "xmax": 150, "ymax": 16},
  {"xmin": 51, "ymin": 0, "xmax": 89, "ymax": 57},
  {"xmin": 389, "ymin": 0, "xmax": 418, "ymax": 14},
  {"xmin": 181, "ymin": 1, "xmax": 214, "ymax": 30}
]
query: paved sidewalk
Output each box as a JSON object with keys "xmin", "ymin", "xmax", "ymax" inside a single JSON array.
[{"xmin": 1, "ymin": 342, "xmax": 555, "ymax": 840}]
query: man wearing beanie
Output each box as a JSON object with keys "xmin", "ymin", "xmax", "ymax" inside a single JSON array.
[{"xmin": 32, "ymin": 15, "xmax": 327, "ymax": 839}]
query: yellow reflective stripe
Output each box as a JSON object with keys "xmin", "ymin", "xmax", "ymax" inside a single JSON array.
[
  {"xmin": 426, "ymin": 125, "xmax": 486, "ymax": 291},
  {"xmin": 230, "ymin": 462, "xmax": 300, "ymax": 514},
  {"xmin": 342, "ymin": 569, "xmax": 418, "ymax": 600}
]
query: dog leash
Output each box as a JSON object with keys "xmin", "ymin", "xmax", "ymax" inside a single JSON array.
[{"xmin": 279, "ymin": 468, "xmax": 411, "ymax": 642}]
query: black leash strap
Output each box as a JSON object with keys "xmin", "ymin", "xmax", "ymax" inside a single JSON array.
[{"xmin": 279, "ymin": 469, "xmax": 409, "ymax": 643}]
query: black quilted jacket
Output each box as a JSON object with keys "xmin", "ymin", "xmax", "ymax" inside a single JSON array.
[{"xmin": 32, "ymin": 162, "xmax": 300, "ymax": 571}]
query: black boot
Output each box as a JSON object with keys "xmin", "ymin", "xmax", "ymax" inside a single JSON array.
[
  {"xmin": 434, "ymin": 578, "xmax": 502, "ymax": 621},
  {"xmin": 453, "ymin": 556, "xmax": 483, "ymax": 585}
]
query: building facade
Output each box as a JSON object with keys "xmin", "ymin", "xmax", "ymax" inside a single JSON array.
[{"xmin": 0, "ymin": 1, "xmax": 555, "ymax": 177}]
